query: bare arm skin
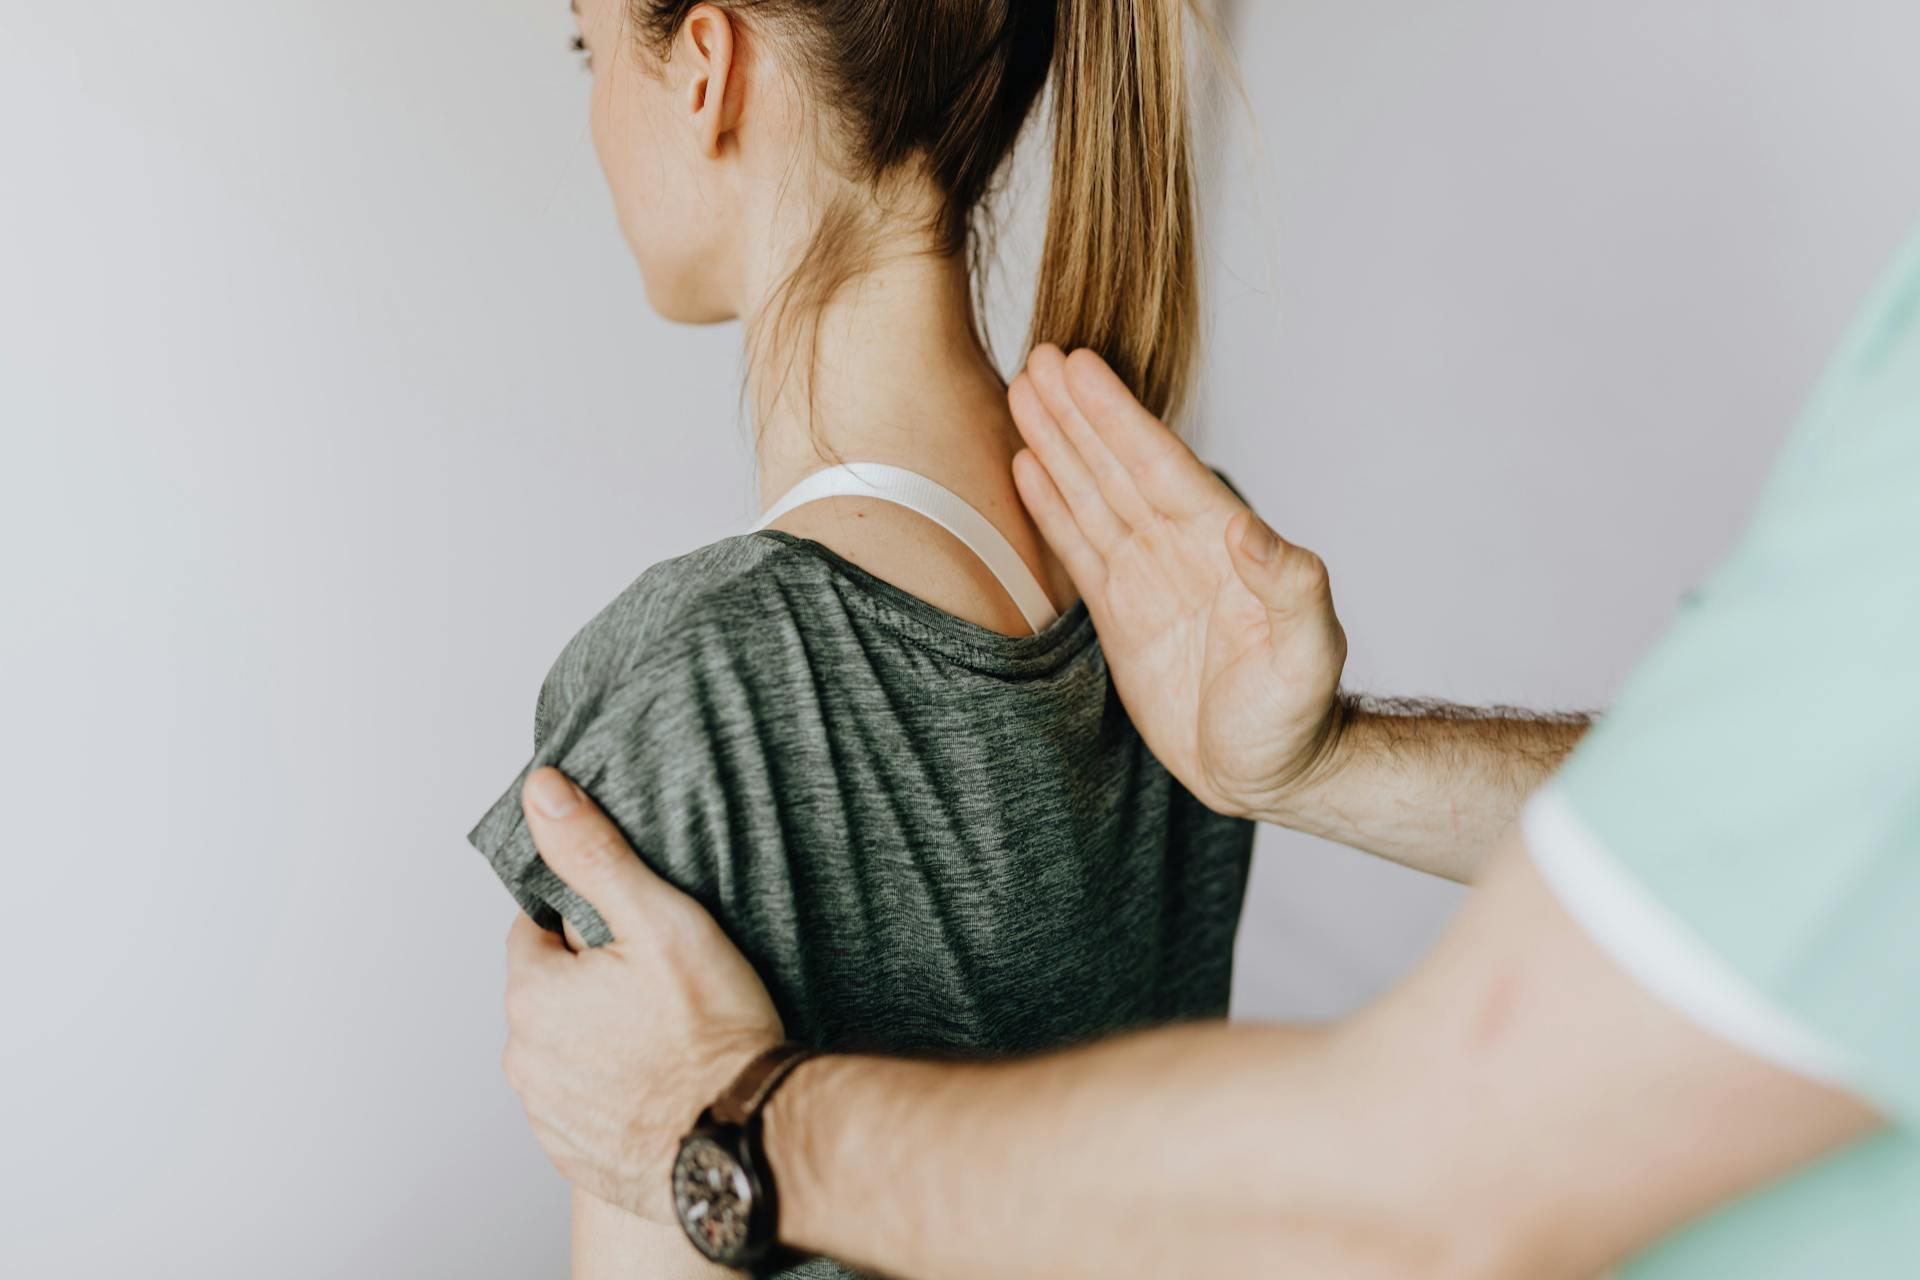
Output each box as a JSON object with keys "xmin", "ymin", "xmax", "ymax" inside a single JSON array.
[
  {"xmin": 1009, "ymin": 345, "xmax": 1589, "ymax": 881},
  {"xmin": 506, "ymin": 770, "xmax": 1881, "ymax": 1280},
  {"xmin": 761, "ymin": 829, "xmax": 1876, "ymax": 1279},
  {"xmin": 1279, "ymin": 696, "xmax": 1592, "ymax": 881}
]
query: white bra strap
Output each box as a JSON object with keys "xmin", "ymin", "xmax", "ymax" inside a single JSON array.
[{"xmin": 752, "ymin": 462, "xmax": 1061, "ymax": 634}]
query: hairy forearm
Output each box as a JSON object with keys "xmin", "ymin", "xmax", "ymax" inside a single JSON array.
[
  {"xmin": 754, "ymin": 838, "xmax": 1871, "ymax": 1280},
  {"xmin": 764, "ymin": 1023, "xmax": 1505, "ymax": 1280},
  {"xmin": 1264, "ymin": 695, "xmax": 1592, "ymax": 881}
]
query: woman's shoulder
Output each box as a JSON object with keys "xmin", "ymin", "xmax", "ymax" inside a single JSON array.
[
  {"xmin": 541, "ymin": 535, "xmax": 831, "ymax": 706},
  {"xmin": 608, "ymin": 528, "xmax": 809, "ymax": 626},
  {"xmin": 608, "ymin": 534, "xmax": 805, "ymax": 639},
  {"xmin": 534, "ymin": 520, "xmax": 1087, "ymax": 740}
]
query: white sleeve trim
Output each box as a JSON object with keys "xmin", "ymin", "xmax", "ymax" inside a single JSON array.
[{"xmin": 1522, "ymin": 785, "xmax": 1856, "ymax": 1092}]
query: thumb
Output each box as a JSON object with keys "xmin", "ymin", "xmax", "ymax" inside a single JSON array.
[
  {"xmin": 521, "ymin": 766, "xmax": 672, "ymax": 945},
  {"xmin": 1225, "ymin": 509, "xmax": 1331, "ymax": 620}
]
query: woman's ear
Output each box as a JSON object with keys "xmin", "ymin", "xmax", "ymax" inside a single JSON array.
[{"xmin": 679, "ymin": 5, "xmax": 742, "ymax": 160}]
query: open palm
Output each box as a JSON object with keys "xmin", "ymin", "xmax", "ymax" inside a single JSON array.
[{"xmin": 1009, "ymin": 346, "xmax": 1348, "ymax": 819}]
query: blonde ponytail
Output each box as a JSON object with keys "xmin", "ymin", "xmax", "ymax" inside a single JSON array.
[{"xmin": 1032, "ymin": 0, "xmax": 1199, "ymax": 422}]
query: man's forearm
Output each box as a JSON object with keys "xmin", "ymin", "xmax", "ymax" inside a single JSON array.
[
  {"xmin": 763, "ymin": 1023, "xmax": 1490, "ymax": 1280},
  {"xmin": 1265, "ymin": 695, "xmax": 1592, "ymax": 881},
  {"xmin": 753, "ymin": 836, "xmax": 1871, "ymax": 1280}
]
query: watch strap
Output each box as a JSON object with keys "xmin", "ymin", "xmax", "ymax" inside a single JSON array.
[{"xmin": 712, "ymin": 1041, "xmax": 816, "ymax": 1127}]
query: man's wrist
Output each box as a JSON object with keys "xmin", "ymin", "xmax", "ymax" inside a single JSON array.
[
  {"xmin": 758, "ymin": 1053, "xmax": 948, "ymax": 1267},
  {"xmin": 759, "ymin": 1053, "xmax": 842, "ymax": 1253},
  {"xmin": 1244, "ymin": 695, "xmax": 1595, "ymax": 879},
  {"xmin": 1247, "ymin": 691, "xmax": 1357, "ymax": 828}
]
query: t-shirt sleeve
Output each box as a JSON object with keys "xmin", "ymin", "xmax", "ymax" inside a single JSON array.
[
  {"xmin": 1524, "ymin": 228, "xmax": 1920, "ymax": 1126},
  {"xmin": 466, "ymin": 634, "xmax": 730, "ymax": 950}
]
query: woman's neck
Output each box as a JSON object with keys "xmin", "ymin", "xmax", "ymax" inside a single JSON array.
[{"xmin": 747, "ymin": 249, "xmax": 1022, "ymax": 508}]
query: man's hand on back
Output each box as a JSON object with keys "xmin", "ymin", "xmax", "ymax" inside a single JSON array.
[
  {"xmin": 1011, "ymin": 347, "xmax": 1589, "ymax": 880},
  {"xmin": 1010, "ymin": 344, "xmax": 1350, "ymax": 822}
]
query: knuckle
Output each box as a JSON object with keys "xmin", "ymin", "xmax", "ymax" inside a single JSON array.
[
  {"xmin": 1292, "ymin": 550, "xmax": 1331, "ymax": 591},
  {"xmin": 661, "ymin": 888, "xmax": 719, "ymax": 942},
  {"xmin": 638, "ymin": 906, "xmax": 703, "ymax": 966},
  {"xmin": 577, "ymin": 829, "xmax": 627, "ymax": 873}
]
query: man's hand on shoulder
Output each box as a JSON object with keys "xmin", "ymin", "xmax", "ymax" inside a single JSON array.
[
  {"xmin": 501, "ymin": 767, "xmax": 784, "ymax": 1222},
  {"xmin": 1009, "ymin": 344, "xmax": 1350, "ymax": 821}
]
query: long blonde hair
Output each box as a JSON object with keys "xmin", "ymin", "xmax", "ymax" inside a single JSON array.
[{"xmin": 1034, "ymin": 1, "xmax": 1198, "ymax": 420}]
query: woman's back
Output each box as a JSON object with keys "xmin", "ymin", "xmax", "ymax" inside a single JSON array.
[
  {"xmin": 470, "ymin": 527, "xmax": 1254, "ymax": 1060},
  {"xmin": 495, "ymin": 0, "xmax": 1228, "ymax": 1266}
]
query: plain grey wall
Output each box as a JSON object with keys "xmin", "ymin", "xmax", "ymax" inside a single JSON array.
[{"xmin": 3, "ymin": 2, "xmax": 1917, "ymax": 1274}]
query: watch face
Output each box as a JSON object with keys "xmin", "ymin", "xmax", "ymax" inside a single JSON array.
[{"xmin": 673, "ymin": 1134, "xmax": 757, "ymax": 1262}]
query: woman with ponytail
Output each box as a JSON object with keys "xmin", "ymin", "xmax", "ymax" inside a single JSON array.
[{"xmin": 469, "ymin": 4, "xmax": 1244, "ymax": 1274}]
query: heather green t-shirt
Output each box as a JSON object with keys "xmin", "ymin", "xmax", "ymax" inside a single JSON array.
[
  {"xmin": 1525, "ymin": 226, "xmax": 1920, "ymax": 1277},
  {"xmin": 469, "ymin": 529, "xmax": 1254, "ymax": 1279}
]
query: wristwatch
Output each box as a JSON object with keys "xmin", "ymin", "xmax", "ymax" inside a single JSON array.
[{"xmin": 672, "ymin": 1041, "xmax": 816, "ymax": 1271}]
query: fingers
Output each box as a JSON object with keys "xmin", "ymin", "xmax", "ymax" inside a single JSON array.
[
  {"xmin": 1225, "ymin": 509, "xmax": 1332, "ymax": 618},
  {"xmin": 1009, "ymin": 366, "xmax": 1129, "ymax": 553},
  {"xmin": 1024, "ymin": 345, "xmax": 1155, "ymax": 530},
  {"xmin": 1013, "ymin": 448, "xmax": 1107, "ymax": 595},
  {"xmin": 520, "ymin": 766, "xmax": 679, "ymax": 947},
  {"xmin": 1057, "ymin": 347, "xmax": 1232, "ymax": 520}
]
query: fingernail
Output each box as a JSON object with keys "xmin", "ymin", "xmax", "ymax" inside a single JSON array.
[
  {"xmin": 528, "ymin": 769, "xmax": 579, "ymax": 819},
  {"xmin": 1241, "ymin": 518, "xmax": 1278, "ymax": 565}
]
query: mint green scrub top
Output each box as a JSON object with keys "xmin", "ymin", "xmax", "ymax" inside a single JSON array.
[{"xmin": 1521, "ymin": 225, "xmax": 1920, "ymax": 1277}]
